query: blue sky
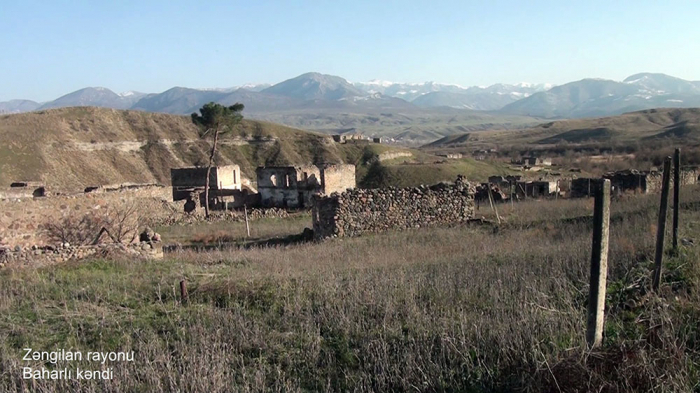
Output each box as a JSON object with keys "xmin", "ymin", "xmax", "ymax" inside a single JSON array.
[{"xmin": 2, "ymin": 0, "xmax": 700, "ymax": 101}]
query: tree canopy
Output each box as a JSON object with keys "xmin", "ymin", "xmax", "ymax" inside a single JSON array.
[
  {"xmin": 191, "ymin": 102, "xmax": 245, "ymax": 137},
  {"xmin": 359, "ymin": 160, "xmax": 396, "ymax": 189}
]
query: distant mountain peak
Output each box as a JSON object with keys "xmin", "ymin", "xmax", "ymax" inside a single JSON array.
[{"xmin": 262, "ymin": 72, "xmax": 364, "ymax": 101}]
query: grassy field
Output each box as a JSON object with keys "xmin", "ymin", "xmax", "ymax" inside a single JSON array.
[
  {"xmin": 156, "ymin": 213, "xmax": 312, "ymax": 246},
  {"xmin": 1, "ymin": 190, "xmax": 699, "ymax": 392}
]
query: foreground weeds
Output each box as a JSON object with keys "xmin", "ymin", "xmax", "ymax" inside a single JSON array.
[{"xmin": 0, "ymin": 194, "xmax": 699, "ymax": 392}]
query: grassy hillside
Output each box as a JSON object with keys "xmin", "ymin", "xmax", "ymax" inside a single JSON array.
[
  {"xmin": 0, "ymin": 107, "xmax": 509, "ymax": 191},
  {"xmin": 424, "ymin": 108, "xmax": 700, "ymax": 150},
  {"xmin": 0, "ymin": 108, "xmax": 355, "ymax": 190}
]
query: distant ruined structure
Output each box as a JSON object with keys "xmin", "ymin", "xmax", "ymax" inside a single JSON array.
[
  {"xmin": 570, "ymin": 168, "xmax": 700, "ymax": 198},
  {"xmin": 256, "ymin": 164, "xmax": 355, "ymax": 208},
  {"xmin": 332, "ymin": 133, "xmax": 370, "ymax": 143},
  {"xmin": 170, "ymin": 165, "xmax": 258, "ymax": 212},
  {"xmin": 439, "ymin": 153, "xmax": 463, "ymax": 159},
  {"xmin": 604, "ymin": 168, "xmax": 698, "ymax": 195},
  {"xmin": 312, "ymin": 176, "xmax": 475, "ymax": 239}
]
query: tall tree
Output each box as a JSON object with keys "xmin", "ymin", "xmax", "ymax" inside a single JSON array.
[
  {"xmin": 359, "ymin": 160, "xmax": 396, "ymax": 189},
  {"xmin": 191, "ymin": 102, "xmax": 244, "ymax": 217}
]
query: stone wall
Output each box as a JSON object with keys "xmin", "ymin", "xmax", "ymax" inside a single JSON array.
[
  {"xmin": 170, "ymin": 165, "xmax": 242, "ymax": 190},
  {"xmin": 256, "ymin": 165, "xmax": 354, "ymax": 209},
  {"xmin": 376, "ymin": 151, "xmax": 412, "ymax": 162},
  {"xmin": 0, "ymin": 185, "xmax": 181, "ymax": 248},
  {"xmin": 645, "ymin": 168, "xmax": 698, "ymax": 194},
  {"xmin": 312, "ymin": 176, "xmax": 475, "ymax": 239},
  {"xmin": 0, "ymin": 243, "xmax": 163, "ymax": 268},
  {"xmin": 320, "ymin": 164, "xmax": 355, "ymax": 195}
]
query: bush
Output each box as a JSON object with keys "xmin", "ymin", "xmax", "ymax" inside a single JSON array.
[
  {"xmin": 43, "ymin": 203, "xmax": 142, "ymax": 245},
  {"xmin": 43, "ymin": 214, "xmax": 104, "ymax": 245}
]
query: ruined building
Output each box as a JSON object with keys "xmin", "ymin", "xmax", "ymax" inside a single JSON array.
[
  {"xmin": 170, "ymin": 165, "xmax": 258, "ymax": 211},
  {"xmin": 569, "ymin": 168, "xmax": 700, "ymax": 198},
  {"xmin": 256, "ymin": 164, "xmax": 356, "ymax": 208},
  {"xmin": 513, "ymin": 156, "xmax": 552, "ymax": 167},
  {"xmin": 602, "ymin": 168, "xmax": 699, "ymax": 195}
]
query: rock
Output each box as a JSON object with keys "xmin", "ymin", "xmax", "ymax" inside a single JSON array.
[{"xmin": 140, "ymin": 227, "xmax": 155, "ymax": 242}]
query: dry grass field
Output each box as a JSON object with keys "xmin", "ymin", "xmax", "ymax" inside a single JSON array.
[{"xmin": 1, "ymin": 189, "xmax": 699, "ymax": 392}]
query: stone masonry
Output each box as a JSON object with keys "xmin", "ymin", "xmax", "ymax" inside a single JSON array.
[
  {"xmin": 0, "ymin": 185, "xmax": 179, "ymax": 248},
  {"xmin": 312, "ymin": 176, "xmax": 475, "ymax": 239},
  {"xmin": 0, "ymin": 243, "xmax": 163, "ymax": 268}
]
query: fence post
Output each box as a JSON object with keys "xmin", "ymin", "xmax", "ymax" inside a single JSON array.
[
  {"xmin": 510, "ymin": 180, "xmax": 515, "ymax": 209},
  {"xmin": 180, "ymin": 279, "xmax": 188, "ymax": 305},
  {"xmin": 244, "ymin": 204, "xmax": 251, "ymax": 237},
  {"xmin": 672, "ymin": 148, "xmax": 681, "ymax": 251},
  {"xmin": 587, "ymin": 178, "xmax": 591, "ymax": 197},
  {"xmin": 652, "ymin": 156, "xmax": 672, "ymax": 292},
  {"xmin": 587, "ymin": 179, "xmax": 611, "ymax": 349},
  {"xmin": 487, "ymin": 186, "xmax": 501, "ymax": 224}
]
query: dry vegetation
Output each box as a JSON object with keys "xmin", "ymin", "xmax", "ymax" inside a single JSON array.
[
  {"xmin": 422, "ymin": 108, "xmax": 700, "ymax": 177},
  {"xmin": 1, "ymin": 187, "xmax": 699, "ymax": 392}
]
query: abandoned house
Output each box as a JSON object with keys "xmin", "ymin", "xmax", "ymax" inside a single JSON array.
[
  {"xmin": 601, "ymin": 168, "xmax": 699, "ymax": 195},
  {"xmin": 256, "ymin": 164, "xmax": 356, "ymax": 208},
  {"xmin": 439, "ymin": 153, "xmax": 463, "ymax": 159},
  {"xmin": 332, "ymin": 133, "xmax": 369, "ymax": 144},
  {"xmin": 170, "ymin": 165, "xmax": 258, "ymax": 212},
  {"xmin": 515, "ymin": 179, "xmax": 559, "ymax": 198},
  {"xmin": 514, "ymin": 156, "xmax": 552, "ymax": 167}
]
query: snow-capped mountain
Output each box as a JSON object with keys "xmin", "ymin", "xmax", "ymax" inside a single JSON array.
[
  {"xmin": 353, "ymin": 80, "xmax": 552, "ymax": 110},
  {"xmin": 501, "ymin": 73, "xmax": 700, "ymax": 118},
  {"xmin": 3, "ymin": 72, "xmax": 700, "ymax": 119}
]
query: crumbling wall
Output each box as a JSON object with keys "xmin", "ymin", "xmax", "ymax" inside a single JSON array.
[
  {"xmin": 171, "ymin": 165, "xmax": 241, "ymax": 190},
  {"xmin": 0, "ymin": 243, "xmax": 162, "ymax": 268},
  {"xmin": 320, "ymin": 164, "xmax": 355, "ymax": 195},
  {"xmin": 257, "ymin": 166, "xmax": 321, "ymax": 208},
  {"xmin": 0, "ymin": 186, "xmax": 179, "ymax": 248},
  {"xmin": 257, "ymin": 165, "xmax": 352, "ymax": 209},
  {"xmin": 312, "ymin": 177, "xmax": 475, "ymax": 239}
]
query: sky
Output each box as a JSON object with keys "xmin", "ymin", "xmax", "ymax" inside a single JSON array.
[{"xmin": 2, "ymin": 0, "xmax": 700, "ymax": 102}]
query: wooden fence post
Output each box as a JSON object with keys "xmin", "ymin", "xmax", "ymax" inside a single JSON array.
[
  {"xmin": 673, "ymin": 148, "xmax": 681, "ymax": 251},
  {"xmin": 588, "ymin": 178, "xmax": 591, "ymax": 197},
  {"xmin": 244, "ymin": 204, "xmax": 251, "ymax": 237},
  {"xmin": 510, "ymin": 180, "xmax": 515, "ymax": 209},
  {"xmin": 652, "ymin": 156, "xmax": 672, "ymax": 292},
  {"xmin": 180, "ymin": 279, "xmax": 188, "ymax": 305},
  {"xmin": 587, "ymin": 179, "xmax": 611, "ymax": 349},
  {"xmin": 487, "ymin": 186, "xmax": 501, "ymax": 224}
]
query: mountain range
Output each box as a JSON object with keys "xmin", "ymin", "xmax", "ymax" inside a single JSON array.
[
  {"xmin": 501, "ymin": 73, "xmax": 700, "ymax": 118},
  {"xmin": 2, "ymin": 72, "xmax": 700, "ymax": 143}
]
